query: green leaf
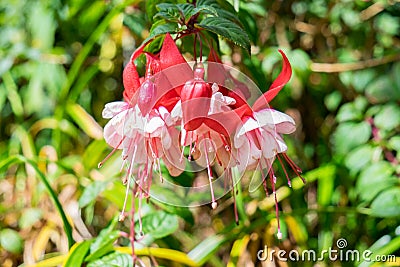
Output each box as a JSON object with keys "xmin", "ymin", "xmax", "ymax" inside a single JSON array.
[
  {"xmin": 375, "ymin": 13, "xmax": 399, "ymax": 35},
  {"xmin": 388, "ymin": 136, "xmax": 400, "ymax": 151},
  {"xmin": 344, "ymin": 144, "xmax": 375, "ymax": 173},
  {"xmin": 353, "ymin": 96, "xmax": 368, "ymax": 112},
  {"xmin": 196, "ymin": 17, "xmax": 250, "ymax": 52},
  {"xmin": 86, "ymin": 218, "xmax": 120, "ymax": 262},
  {"xmin": 366, "ymin": 76, "xmax": 400, "ymax": 103},
  {"xmin": 189, "ymin": 5, "xmax": 218, "ymax": 21},
  {"xmin": 149, "ymin": 184, "xmax": 190, "ymax": 206},
  {"xmin": 82, "ymin": 139, "xmax": 109, "ymax": 170},
  {"xmin": 139, "ymin": 21, "xmax": 179, "ymax": 52},
  {"xmin": 336, "ymin": 102, "xmax": 363, "ymax": 122},
  {"xmin": 66, "ymin": 103, "xmax": 103, "ymax": 140},
  {"xmin": 197, "ymin": 0, "xmax": 242, "ymax": 25},
  {"xmin": 79, "ymin": 180, "xmax": 109, "ymax": 208},
  {"xmin": 85, "ymin": 216, "xmax": 119, "ymax": 261},
  {"xmin": 139, "ymin": 210, "xmax": 179, "ymax": 239},
  {"xmin": 87, "ymin": 252, "xmax": 133, "ymax": 267},
  {"xmin": 150, "ymin": 21, "xmax": 178, "ymax": 36},
  {"xmin": 103, "ymin": 181, "xmax": 132, "ymax": 211},
  {"xmin": 0, "ymin": 229, "xmax": 23, "ymax": 254},
  {"xmin": 85, "ymin": 231, "xmax": 120, "ymax": 262},
  {"xmin": 351, "ymin": 69, "xmax": 376, "ymax": 93},
  {"xmin": 151, "ymin": 200, "xmax": 194, "ymax": 225},
  {"xmin": 293, "ymin": 164, "xmax": 336, "ymax": 189},
  {"xmin": 177, "ymin": 3, "xmax": 197, "ymax": 23},
  {"xmin": 155, "ymin": 3, "xmax": 181, "ymax": 22},
  {"xmin": 374, "ymin": 104, "xmax": 400, "ymax": 131},
  {"xmin": 324, "ymin": 91, "xmax": 342, "ymax": 111},
  {"xmin": 356, "ymin": 162, "xmax": 397, "ymax": 202},
  {"xmin": 290, "ymin": 49, "xmax": 311, "ymax": 77},
  {"xmin": 2, "ymin": 72, "xmax": 24, "ymax": 118},
  {"xmin": 188, "ymin": 235, "xmax": 226, "ymax": 265},
  {"xmin": 371, "ymin": 187, "xmax": 400, "ymax": 217},
  {"xmin": 333, "ymin": 121, "xmax": 371, "ymax": 155},
  {"xmin": 370, "ymin": 236, "xmax": 400, "ymax": 263},
  {"xmin": 149, "ymin": 185, "xmax": 194, "ymax": 224},
  {"xmin": 64, "ymin": 240, "xmax": 93, "ymax": 267}
]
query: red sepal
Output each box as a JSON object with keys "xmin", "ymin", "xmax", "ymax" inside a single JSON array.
[{"xmin": 252, "ymin": 50, "xmax": 292, "ymax": 111}]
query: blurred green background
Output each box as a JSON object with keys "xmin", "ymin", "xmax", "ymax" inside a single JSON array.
[{"xmin": 1, "ymin": 0, "xmax": 399, "ymax": 266}]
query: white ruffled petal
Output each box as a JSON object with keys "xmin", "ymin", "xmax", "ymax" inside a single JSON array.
[
  {"xmin": 254, "ymin": 109, "xmax": 296, "ymax": 133},
  {"xmin": 237, "ymin": 118, "xmax": 260, "ymax": 136},
  {"xmin": 102, "ymin": 101, "xmax": 129, "ymax": 119},
  {"xmin": 145, "ymin": 116, "xmax": 165, "ymax": 134}
]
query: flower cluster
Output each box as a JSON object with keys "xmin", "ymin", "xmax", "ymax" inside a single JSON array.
[{"xmin": 100, "ymin": 33, "xmax": 303, "ymax": 239}]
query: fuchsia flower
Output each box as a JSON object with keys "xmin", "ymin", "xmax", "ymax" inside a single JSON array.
[{"xmin": 100, "ymin": 33, "xmax": 303, "ymax": 240}]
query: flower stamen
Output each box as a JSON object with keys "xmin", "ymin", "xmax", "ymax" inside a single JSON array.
[
  {"xmin": 282, "ymin": 153, "xmax": 305, "ymax": 184},
  {"xmin": 98, "ymin": 137, "xmax": 125, "ymax": 168},
  {"xmin": 203, "ymin": 134, "xmax": 217, "ymax": 209},
  {"xmin": 268, "ymin": 168, "xmax": 282, "ymax": 240},
  {"xmin": 276, "ymin": 153, "xmax": 292, "ymax": 187}
]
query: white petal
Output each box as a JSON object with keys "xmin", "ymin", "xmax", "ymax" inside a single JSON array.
[
  {"xmin": 209, "ymin": 92, "xmax": 236, "ymax": 114},
  {"xmin": 123, "ymin": 108, "xmax": 140, "ymax": 137},
  {"xmin": 211, "ymin": 83, "xmax": 219, "ymax": 93},
  {"xmin": 237, "ymin": 118, "xmax": 260, "ymax": 137},
  {"xmin": 180, "ymin": 127, "xmax": 187, "ymax": 146},
  {"xmin": 258, "ymin": 130, "xmax": 278, "ymax": 159},
  {"xmin": 275, "ymin": 135, "xmax": 288, "ymax": 153},
  {"xmin": 104, "ymin": 122, "xmax": 122, "ymax": 148},
  {"xmin": 102, "ymin": 101, "xmax": 129, "ymax": 118},
  {"xmin": 145, "ymin": 116, "xmax": 165, "ymax": 133},
  {"xmin": 158, "ymin": 106, "xmax": 174, "ymax": 126},
  {"xmin": 254, "ymin": 109, "xmax": 296, "ymax": 133}
]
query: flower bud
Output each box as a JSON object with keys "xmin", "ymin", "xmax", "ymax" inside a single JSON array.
[
  {"xmin": 181, "ymin": 64, "xmax": 212, "ymax": 131},
  {"xmin": 138, "ymin": 79, "xmax": 156, "ymax": 116}
]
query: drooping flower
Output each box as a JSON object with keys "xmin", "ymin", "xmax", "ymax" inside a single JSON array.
[
  {"xmin": 200, "ymin": 48, "xmax": 304, "ymax": 238},
  {"xmin": 100, "ymin": 31, "xmax": 303, "ymax": 242},
  {"xmin": 99, "ymin": 34, "xmax": 190, "ymax": 227},
  {"xmin": 232, "ymin": 50, "xmax": 304, "ymax": 239}
]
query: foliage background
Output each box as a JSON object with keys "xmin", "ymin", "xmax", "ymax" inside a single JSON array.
[{"xmin": 1, "ymin": 0, "xmax": 399, "ymax": 266}]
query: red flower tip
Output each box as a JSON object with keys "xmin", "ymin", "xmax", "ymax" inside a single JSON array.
[
  {"xmin": 252, "ymin": 50, "xmax": 292, "ymax": 111},
  {"xmin": 160, "ymin": 33, "xmax": 188, "ymax": 70},
  {"xmin": 122, "ymin": 60, "xmax": 141, "ymax": 103}
]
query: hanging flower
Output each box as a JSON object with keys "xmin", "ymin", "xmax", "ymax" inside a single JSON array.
[
  {"xmin": 100, "ymin": 32, "xmax": 303, "ymax": 242},
  {"xmin": 99, "ymin": 34, "xmax": 190, "ymax": 227},
  {"xmin": 232, "ymin": 50, "xmax": 305, "ymax": 239}
]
